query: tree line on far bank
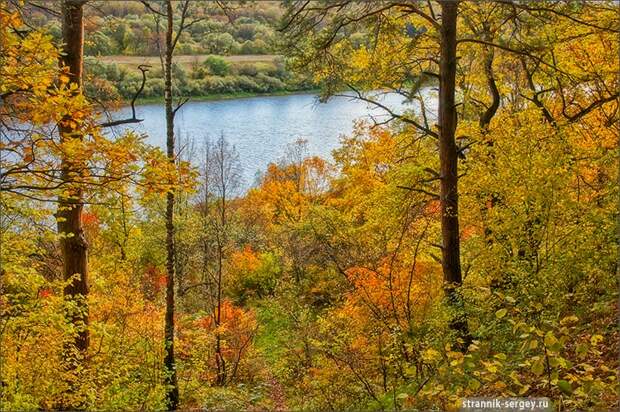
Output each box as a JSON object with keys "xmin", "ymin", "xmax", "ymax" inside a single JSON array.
[{"xmin": 85, "ymin": 55, "xmax": 315, "ymax": 102}]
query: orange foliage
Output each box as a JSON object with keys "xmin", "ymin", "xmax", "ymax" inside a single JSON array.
[
  {"xmin": 229, "ymin": 245, "xmax": 261, "ymax": 274},
  {"xmin": 176, "ymin": 299, "xmax": 258, "ymax": 383},
  {"xmin": 141, "ymin": 264, "xmax": 166, "ymax": 295},
  {"xmin": 242, "ymin": 156, "xmax": 329, "ymax": 227},
  {"xmin": 81, "ymin": 211, "xmax": 99, "ymax": 227},
  {"xmin": 424, "ymin": 200, "xmax": 441, "ymax": 217},
  {"xmin": 461, "ymin": 225, "xmax": 476, "ymax": 241},
  {"xmin": 39, "ymin": 288, "xmax": 53, "ymax": 299},
  {"xmin": 344, "ymin": 258, "xmax": 442, "ymax": 322}
]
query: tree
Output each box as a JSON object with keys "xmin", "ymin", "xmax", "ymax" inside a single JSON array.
[
  {"xmin": 1, "ymin": 1, "xmax": 172, "ymax": 408},
  {"xmin": 281, "ymin": 0, "xmax": 619, "ymax": 343},
  {"xmin": 203, "ymin": 55, "xmax": 232, "ymax": 76},
  {"xmin": 56, "ymin": 1, "xmax": 90, "ymax": 370},
  {"xmin": 163, "ymin": 1, "xmax": 180, "ymax": 407},
  {"xmin": 281, "ymin": 0, "xmax": 472, "ymax": 341},
  {"xmin": 139, "ymin": 0, "xmax": 206, "ymax": 408},
  {"xmin": 54, "ymin": 2, "xmax": 157, "ymax": 382},
  {"xmin": 206, "ymin": 134, "xmax": 242, "ymax": 385},
  {"xmin": 436, "ymin": 0, "xmax": 467, "ymax": 340}
]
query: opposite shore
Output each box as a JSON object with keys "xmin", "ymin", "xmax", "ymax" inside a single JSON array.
[{"xmin": 129, "ymin": 88, "xmax": 321, "ymax": 106}]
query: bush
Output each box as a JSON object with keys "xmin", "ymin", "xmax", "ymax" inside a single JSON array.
[
  {"xmin": 184, "ymin": 79, "xmax": 207, "ymax": 96},
  {"xmin": 202, "ymin": 76, "xmax": 237, "ymax": 94},
  {"xmin": 255, "ymin": 73, "xmax": 286, "ymax": 92},
  {"xmin": 236, "ymin": 62, "xmax": 279, "ymax": 78},
  {"xmin": 234, "ymin": 75, "xmax": 263, "ymax": 93},
  {"xmin": 236, "ymin": 63, "xmax": 259, "ymax": 77},
  {"xmin": 177, "ymin": 41, "xmax": 202, "ymax": 55},
  {"xmin": 171, "ymin": 63, "xmax": 188, "ymax": 85},
  {"xmin": 85, "ymin": 31, "xmax": 115, "ymax": 55},
  {"xmin": 203, "ymin": 55, "xmax": 231, "ymax": 76},
  {"xmin": 240, "ymin": 39, "xmax": 269, "ymax": 55},
  {"xmin": 84, "ymin": 78, "xmax": 121, "ymax": 102},
  {"xmin": 140, "ymin": 78, "xmax": 165, "ymax": 98},
  {"xmin": 236, "ymin": 23, "xmax": 257, "ymax": 41},
  {"xmin": 85, "ymin": 58, "xmax": 125, "ymax": 82},
  {"xmin": 226, "ymin": 249, "xmax": 281, "ymax": 303},
  {"xmin": 201, "ymin": 32, "xmax": 239, "ymax": 55},
  {"xmin": 255, "ymin": 62, "xmax": 279, "ymax": 77}
]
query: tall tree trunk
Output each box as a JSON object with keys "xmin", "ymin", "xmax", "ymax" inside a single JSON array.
[
  {"xmin": 215, "ymin": 240, "xmax": 225, "ymax": 385},
  {"xmin": 163, "ymin": 0, "xmax": 179, "ymax": 409},
  {"xmin": 214, "ymin": 143, "xmax": 226, "ymax": 386},
  {"xmin": 438, "ymin": 0, "xmax": 469, "ymax": 343},
  {"xmin": 57, "ymin": 1, "xmax": 88, "ymax": 409},
  {"xmin": 58, "ymin": 0, "xmax": 88, "ymax": 367}
]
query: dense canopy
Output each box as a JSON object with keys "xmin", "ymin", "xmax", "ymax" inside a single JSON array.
[{"xmin": 0, "ymin": 1, "xmax": 618, "ymax": 411}]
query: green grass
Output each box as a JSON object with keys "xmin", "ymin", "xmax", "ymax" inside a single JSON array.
[
  {"xmin": 94, "ymin": 54, "xmax": 280, "ymax": 70},
  {"xmin": 252, "ymin": 299, "xmax": 291, "ymax": 367}
]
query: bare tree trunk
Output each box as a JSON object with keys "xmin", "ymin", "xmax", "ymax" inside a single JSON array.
[
  {"xmin": 438, "ymin": 0, "xmax": 469, "ymax": 343},
  {"xmin": 215, "ymin": 140, "xmax": 226, "ymax": 386},
  {"xmin": 215, "ymin": 238, "xmax": 225, "ymax": 385},
  {"xmin": 202, "ymin": 143, "xmax": 210, "ymax": 284},
  {"xmin": 58, "ymin": 0, "xmax": 89, "ymax": 365},
  {"xmin": 163, "ymin": 0, "xmax": 179, "ymax": 409}
]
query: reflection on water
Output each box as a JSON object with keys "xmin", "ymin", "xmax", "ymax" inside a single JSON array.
[{"xmin": 108, "ymin": 91, "xmax": 434, "ymax": 188}]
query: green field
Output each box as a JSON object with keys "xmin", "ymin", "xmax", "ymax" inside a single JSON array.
[{"xmin": 94, "ymin": 54, "xmax": 279, "ymax": 70}]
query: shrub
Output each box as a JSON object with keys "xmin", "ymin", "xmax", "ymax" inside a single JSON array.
[
  {"xmin": 203, "ymin": 55, "xmax": 231, "ymax": 76},
  {"xmin": 184, "ymin": 79, "xmax": 207, "ymax": 96},
  {"xmin": 236, "ymin": 23, "xmax": 257, "ymax": 41},
  {"xmin": 236, "ymin": 63, "xmax": 259, "ymax": 77},
  {"xmin": 226, "ymin": 248, "xmax": 281, "ymax": 303},
  {"xmin": 255, "ymin": 73, "xmax": 286, "ymax": 92},
  {"xmin": 201, "ymin": 32, "xmax": 239, "ymax": 55},
  {"xmin": 240, "ymin": 39, "xmax": 269, "ymax": 55},
  {"xmin": 141, "ymin": 78, "xmax": 165, "ymax": 98},
  {"xmin": 234, "ymin": 75, "xmax": 263, "ymax": 93},
  {"xmin": 202, "ymin": 76, "xmax": 237, "ymax": 94},
  {"xmin": 84, "ymin": 78, "xmax": 121, "ymax": 102}
]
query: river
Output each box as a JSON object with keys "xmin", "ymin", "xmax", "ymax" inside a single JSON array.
[{"xmin": 109, "ymin": 92, "xmax": 431, "ymax": 188}]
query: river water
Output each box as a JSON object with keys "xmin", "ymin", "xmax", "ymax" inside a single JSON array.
[{"xmin": 109, "ymin": 92, "xmax": 431, "ymax": 187}]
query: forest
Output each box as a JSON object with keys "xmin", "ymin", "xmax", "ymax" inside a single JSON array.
[
  {"xmin": 24, "ymin": 1, "xmax": 314, "ymax": 101},
  {"xmin": 0, "ymin": 1, "xmax": 618, "ymax": 411}
]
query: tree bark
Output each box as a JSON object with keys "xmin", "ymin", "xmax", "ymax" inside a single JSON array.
[
  {"xmin": 438, "ymin": 0, "xmax": 461, "ymax": 287},
  {"xmin": 438, "ymin": 0, "xmax": 469, "ymax": 342},
  {"xmin": 58, "ymin": 0, "xmax": 89, "ymax": 361},
  {"xmin": 56, "ymin": 1, "xmax": 89, "ymax": 409},
  {"xmin": 163, "ymin": 0, "xmax": 179, "ymax": 409},
  {"xmin": 215, "ymin": 138, "xmax": 226, "ymax": 386}
]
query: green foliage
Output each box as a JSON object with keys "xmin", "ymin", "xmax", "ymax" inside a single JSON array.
[
  {"xmin": 228, "ymin": 250, "xmax": 282, "ymax": 303},
  {"xmin": 83, "ymin": 57, "xmax": 311, "ymax": 101},
  {"xmin": 38, "ymin": 2, "xmax": 281, "ymax": 57},
  {"xmin": 3, "ymin": 1, "xmax": 618, "ymax": 411},
  {"xmin": 203, "ymin": 55, "xmax": 232, "ymax": 76}
]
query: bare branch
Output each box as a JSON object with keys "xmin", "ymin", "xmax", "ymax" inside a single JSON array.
[
  {"xmin": 173, "ymin": 96, "xmax": 190, "ymax": 116},
  {"xmin": 341, "ymin": 83, "xmax": 439, "ymax": 139},
  {"xmin": 139, "ymin": 0, "xmax": 165, "ymax": 17},
  {"xmin": 99, "ymin": 65, "xmax": 150, "ymax": 128},
  {"xmin": 396, "ymin": 185, "xmax": 439, "ymax": 199},
  {"xmin": 565, "ymin": 93, "xmax": 620, "ymax": 123}
]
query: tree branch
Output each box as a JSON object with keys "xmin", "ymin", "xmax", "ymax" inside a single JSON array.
[{"xmin": 98, "ymin": 65, "xmax": 150, "ymax": 128}]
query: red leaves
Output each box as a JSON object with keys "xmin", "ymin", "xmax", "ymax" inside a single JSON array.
[
  {"xmin": 142, "ymin": 264, "xmax": 167, "ymax": 295},
  {"xmin": 81, "ymin": 211, "xmax": 99, "ymax": 227},
  {"xmin": 155, "ymin": 274, "xmax": 167, "ymax": 290},
  {"xmin": 39, "ymin": 288, "xmax": 53, "ymax": 299}
]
